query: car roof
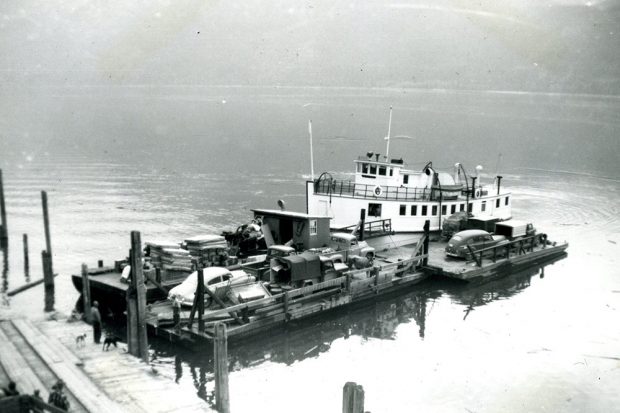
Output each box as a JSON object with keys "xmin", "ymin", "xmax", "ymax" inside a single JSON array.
[
  {"xmin": 454, "ymin": 229, "xmax": 490, "ymax": 237},
  {"xmin": 200, "ymin": 267, "xmax": 232, "ymax": 280}
]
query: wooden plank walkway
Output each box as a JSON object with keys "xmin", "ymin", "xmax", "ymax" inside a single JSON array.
[{"xmin": 0, "ymin": 315, "xmax": 211, "ymax": 413}]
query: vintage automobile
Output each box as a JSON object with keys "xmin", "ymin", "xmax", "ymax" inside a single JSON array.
[
  {"xmin": 445, "ymin": 229, "xmax": 508, "ymax": 259},
  {"xmin": 328, "ymin": 232, "xmax": 375, "ymax": 260},
  {"xmin": 167, "ymin": 267, "xmax": 255, "ymax": 307}
]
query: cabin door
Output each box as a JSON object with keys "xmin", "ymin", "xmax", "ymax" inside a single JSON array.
[{"xmin": 280, "ymin": 219, "xmax": 294, "ymax": 244}]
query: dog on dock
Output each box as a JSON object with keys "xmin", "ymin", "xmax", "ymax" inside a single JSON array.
[
  {"xmin": 75, "ymin": 333, "xmax": 87, "ymax": 348},
  {"xmin": 102, "ymin": 334, "xmax": 119, "ymax": 351}
]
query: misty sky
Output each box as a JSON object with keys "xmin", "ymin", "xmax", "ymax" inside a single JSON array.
[{"xmin": 1, "ymin": 0, "xmax": 619, "ymax": 175}]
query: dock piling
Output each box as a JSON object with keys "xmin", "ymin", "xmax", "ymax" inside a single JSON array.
[
  {"xmin": 197, "ymin": 268, "xmax": 205, "ymax": 333},
  {"xmin": 423, "ymin": 220, "xmax": 430, "ymax": 266},
  {"xmin": 41, "ymin": 191, "xmax": 52, "ymax": 273},
  {"xmin": 81, "ymin": 263, "xmax": 92, "ymax": 323},
  {"xmin": 126, "ymin": 231, "xmax": 149, "ymax": 362},
  {"xmin": 0, "ymin": 169, "xmax": 7, "ymax": 247},
  {"xmin": 342, "ymin": 382, "xmax": 365, "ymax": 413},
  {"xmin": 214, "ymin": 323, "xmax": 230, "ymax": 413},
  {"xmin": 42, "ymin": 250, "xmax": 54, "ymax": 312},
  {"xmin": 23, "ymin": 234, "xmax": 29, "ymax": 280}
]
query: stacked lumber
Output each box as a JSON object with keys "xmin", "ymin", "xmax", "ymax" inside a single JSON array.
[
  {"xmin": 184, "ymin": 234, "xmax": 229, "ymax": 267},
  {"xmin": 145, "ymin": 240, "xmax": 182, "ymax": 268},
  {"xmin": 159, "ymin": 248, "xmax": 192, "ymax": 271}
]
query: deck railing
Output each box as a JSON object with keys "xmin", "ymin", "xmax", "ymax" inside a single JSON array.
[
  {"xmin": 467, "ymin": 233, "xmax": 549, "ymax": 267},
  {"xmin": 313, "ymin": 179, "xmax": 463, "ymax": 201}
]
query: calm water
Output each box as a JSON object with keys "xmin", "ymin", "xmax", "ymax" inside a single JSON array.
[{"xmin": 1, "ymin": 157, "xmax": 619, "ymax": 412}]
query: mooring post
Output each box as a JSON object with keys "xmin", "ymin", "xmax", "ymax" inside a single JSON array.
[
  {"xmin": 359, "ymin": 208, "xmax": 366, "ymax": 241},
  {"xmin": 0, "ymin": 169, "xmax": 8, "ymax": 247},
  {"xmin": 214, "ymin": 323, "xmax": 230, "ymax": 413},
  {"xmin": 23, "ymin": 234, "xmax": 29, "ymax": 280},
  {"xmin": 41, "ymin": 191, "xmax": 52, "ymax": 272},
  {"xmin": 422, "ymin": 220, "xmax": 430, "ymax": 266},
  {"xmin": 42, "ymin": 250, "xmax": 54, "ymax": 312},
  {"xmin": 197, "ymin": 267, "xmax": 205, "ymax": 333},
  {"xmin": 81, "ymin": 263, "xmax": 92, "ymax": 323},
  {"xmin": 127, "ymin": 231, "xmax": 149, "ymax": 362},
  {"xmin": 342, "ymin": 382, "xmax": 365, "ymax": 413}
]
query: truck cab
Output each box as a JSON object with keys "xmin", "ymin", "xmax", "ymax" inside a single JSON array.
[{"xmin": 329, "ymin": 233, "xmax": 375, "ymax": 260}]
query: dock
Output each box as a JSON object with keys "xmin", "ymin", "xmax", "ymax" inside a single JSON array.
[{"xmin": 0, "ymin": 312, "xmax": 210, "ymax": 413}]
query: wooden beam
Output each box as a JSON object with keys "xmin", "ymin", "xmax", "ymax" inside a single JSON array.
[
  {"xmin": 130, "ymin": 231, "xmax": 149, "ymax": 363},
  {"xmin": 6, "ymin": 273, "xmax": 58, "ymax": 297},
  {"xmin": 81, "ymin": 264, "xmax": 92, "ymax": 323},
  {"xmin": 197, "ymin": 268, "xmax": 205, "ymax": 333},
  {"xmin": 41, "ymin": 191, "xmax": 52, "ymax": 272},
  {"xmin": 42, "ymin": 250, "xmax": 54, "ymax": 312}
]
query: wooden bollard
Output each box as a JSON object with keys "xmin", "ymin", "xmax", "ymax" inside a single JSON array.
[
  {"xmin": 23, "ymin": 234, "xmax": 29, "ymax": 280},
  {"xmin": 42, "ymin": 250, "xmax": 54, "ymax": 312},
  {"xmin": 0, "ymin": 169, "xmax": 7, "ymax": 246},
  {"xmin": 41, "ymin": 191, "xmax": 52, "ymax": 273},
  {"xmin": 342, "ymin": 382, "xmax": 365, "ymax": 413},
  {"xmin": 214, "ymin": 323, "xmax": 230, "ymax": 413},
  {"xmin": 81, "ymin": 264, "xmax": 92, "ymax": 323},
  {"xmin": 126, "ymin": 231, "xmax": 149, "ymax": 362}
]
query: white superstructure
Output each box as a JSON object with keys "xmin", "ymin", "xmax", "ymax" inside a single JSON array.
[{"xmin": 306, "ymin": 154, "xmax": 512, "ymax": 232}]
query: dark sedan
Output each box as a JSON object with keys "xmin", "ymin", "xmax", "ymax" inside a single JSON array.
[{"xmin": 445, "ymin": 229, "xmax": 508, "ymax": 259}]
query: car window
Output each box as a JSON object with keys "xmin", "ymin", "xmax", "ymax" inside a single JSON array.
[
  {"xmin": 221, "ymin": 274, "xmax": 231, "ymax": 282},
  {"xmin": 207, "ymin": 276, "xmax": 222, "ymax": 285}
]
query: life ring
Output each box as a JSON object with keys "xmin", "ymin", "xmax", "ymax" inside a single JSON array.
[
  {"xmin": 475, "ymin": 189, "xmax": 481, "ymax": 198},
  {"xmin": 373, "ymin": 185, "xmax": 383, "ymax": 197}
]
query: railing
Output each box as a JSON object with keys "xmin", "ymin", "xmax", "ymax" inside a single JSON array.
[
  {"xmin": 467, "ymin": 233, "xmax": 549, "ymax": 267},
  {"xmin": 313, "ymin": 179, "xmax": 464, "ymax": 202},
  {"xmin": 337, "ymin": 219, "xmax": 394, "ymax": 238}
]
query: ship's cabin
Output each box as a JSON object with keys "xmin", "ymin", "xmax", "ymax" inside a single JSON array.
[{"xmin": 353, "ymin": 153, "xmax": 458, "ymax": 189}]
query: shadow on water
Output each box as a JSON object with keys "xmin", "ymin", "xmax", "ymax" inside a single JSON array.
[
  {"xmin": 1, "ymin": 246, "xmax": 8, "ymax": 299},
  {"xmin": 145, "ymin": 254, "xmax": 566, "ymax": 405}
]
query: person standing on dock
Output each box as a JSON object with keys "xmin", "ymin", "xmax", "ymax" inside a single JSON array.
[
  {"xmin": 48, "ymin": 381, "xmax": 69, "ymax": 411},
  {"xmin": 91, "ymin": 300, "xmax": 102, "ymax": 344}
]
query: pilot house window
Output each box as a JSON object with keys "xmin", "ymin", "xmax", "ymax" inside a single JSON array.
[
  {"xmin": 370, "ymin": 165, "xmax": 377, "ymax": 174},
  {"xmin": 378, "ymin": 166, "xmax": 387, "ymax": 176},
  {"xmin": 362, "ymin": 164, "xmax": 369, "ymax": 174}
]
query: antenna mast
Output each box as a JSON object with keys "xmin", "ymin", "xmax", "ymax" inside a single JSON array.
[{"xmin": 385, "ymin": 106, "xmax": 393, "ymax": 161}]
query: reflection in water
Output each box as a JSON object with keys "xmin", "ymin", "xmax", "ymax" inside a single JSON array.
[
  {"xmin": 1, "ymin": 246, "xmax": 8, "ymax": 299},
  {"xmin": 150, "ymin": 256, "xmax": 563, "ymax": 407}
]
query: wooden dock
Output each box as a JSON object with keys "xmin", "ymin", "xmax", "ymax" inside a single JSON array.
[{"xmin": 0, "ymin": 313, "xmax": 211, "ymax": 413}]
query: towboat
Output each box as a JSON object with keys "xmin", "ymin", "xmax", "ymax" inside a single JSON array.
[{"xmin": 307, "ymin": 110, "xmax": 512, "ymax": 233}]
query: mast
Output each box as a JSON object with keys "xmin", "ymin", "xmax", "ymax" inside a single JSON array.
[
  {"xmin": 309, "ymin": 120, "xmax": 315, "ymax": 180},
  {"xmin": 385, "ymin": 106, "xmax": 393, "ymax": 161}
]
